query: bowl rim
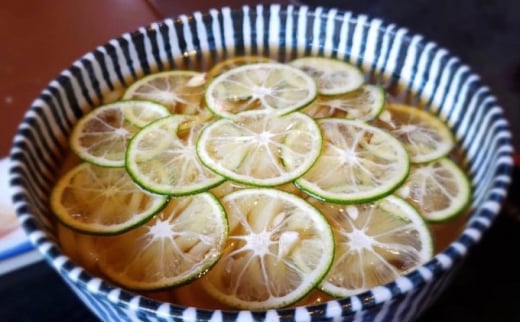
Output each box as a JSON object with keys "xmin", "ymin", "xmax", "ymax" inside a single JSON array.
[{"xmin": 8, "ymin": 2, "xmax": 515, "ymax": 320}]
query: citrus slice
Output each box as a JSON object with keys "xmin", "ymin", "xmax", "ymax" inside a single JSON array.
[
  {"xmin": 294, "ymin": 118, "xmax": 410, "ymax": 204},
  {"xmin": 196, "ymin": 110, "xmax": 322, "ymax": 187},
  {"xmin": 95, "ymin": 192, "xmax": 228, "ymax": 290},
  {"xmin": 396, "ymin": 157, "xmax": 471, "ymax": 222},
  {"xmin": 207, "ymin": 55, "xmax": 275, "ymax": 79},
  {"xmin": 70, "ymin": 100, "xmax": 170, "ymax": 167},
  {"xmin": 50, "ymin": 162, "xmax": 168, "ymax": 235},
  {"xmin": 290, "ymin": 56, "xmax": 365, "ymax": 95},
  {"xmin": 303, "ymin": 84, "xmax": 385, "ymax": 121},
  {"xmin": 307, "ymin": 195, "xmax": 433, "ymax": 298},
  {"xmin": 204, "ymin": 62, "xmax": 317, "ymax": 119},
  {"xmin": 123, "ymin": 70, "xmax": 208, "ymax": 117},
  {"xmin": 200, "ymin": 188, "xmax": 334, "ymax": 310},
  {"xmin": 126, "ymin": 115, "xmax": 225, "ymax": 196},
  {"xmin": 377, "ymin": 103, "xmax": 455, "ymax": 163}
]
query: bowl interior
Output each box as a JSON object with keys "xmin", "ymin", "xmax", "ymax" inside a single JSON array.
[{"xmin": 8, "ymin": 3, "xmax": 514, "ymax": 321}]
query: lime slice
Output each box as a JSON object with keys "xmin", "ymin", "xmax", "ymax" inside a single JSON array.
[
  {"xmin": 200, "ymin": 188, "xmax": 334, "ymax": 310},
  {"xmin": 207, "ymin": 55, "xmax": 275, "ymax": 79},
  {"xmin": 396, "ymin": 157, "xmax": 471, "ymax": 222},
  {"xmin": 377, "ymin": 103, "xmax": 455, "ymax": 163},
  {"xmin": 126, "ymin": 115, "xmax": 225, "ymax": 196},
  {"xmin": 196, "ymin": 110, "xmax": 322, "ymax": 187},
  {"xmin": 50, "ymin": 162, "xmax": 168, "ymax": 235},
  {"xmin": 96, "ymin": 192, "xmax": 228, "ymax": 290},
  {"xmin": 290, "ymin": 56, "xmax": 365, "ymax": 95},
  {"xmin": 308, "ymin": 195, "xmax": 433, "ymax": 298},
  {"xmin": 70, "ymin": 100, "xmax": 170, "ymax": 167},
  {"xmin": 121, "ymin": 100, "xmax": 171, "ymax": 127},
  {"xmin": 294, "ymin": 118, "xmax": 410, "ymax": 204},
  {"xmin": 204, "ymin": 62, "xmax": 317, "ymax": 119},
  {"xmin": 303, "ymin": 84, "xmax": 385, "ymax": 121},
  {"xmin": 123, "ymin": 70, "xmax": 208, "ymax": 117}
]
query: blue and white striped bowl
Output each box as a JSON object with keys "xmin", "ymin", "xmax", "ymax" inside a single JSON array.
[{"xmin": 8, "ymin": 4, "xmax": 514, "ymax": 321}]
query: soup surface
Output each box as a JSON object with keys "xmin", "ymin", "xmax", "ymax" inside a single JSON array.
[{"xmin": 51, "ymin": 55, "xmax": 471, "ymax": 310}]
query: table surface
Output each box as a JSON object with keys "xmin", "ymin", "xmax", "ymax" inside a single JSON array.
[{"xmin": 1, "ymin": 0, "xmax": 520, "ymax": 321}]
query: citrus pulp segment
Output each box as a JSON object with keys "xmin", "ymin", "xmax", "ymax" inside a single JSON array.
[
  {"xmin": 122, "ymin": 70, "xmax": 208, "ymax": 117},
  {"xmin": 396, "ymin": 157, "xmax": 471, "ymax": 223},
  {"xmin": 95, "ymin": 192, "xmax": 228, "ymax": 290},
  {"xmin": 303, "ymin": 84, "xmax": 385, "ymax": 121},
  {"xmin": 200, "ymin": 188, "xmax": 335, "ymax": 310},
  {"xmin": 294, "ymin": 118, "xmax": 410, "ymax": 204},
  {"xmin": 377, "ymin": 103, "xmax": 455, "ymax": 163},
  {"xmin": 204, "ymin": 63, "xmax": 317, "ymax": 119},
  {"xmin": 196, "ymin": 110, "xmax": 323, "ymax": 187},
  {"xmin": 289, "ymin": 56, "xmax": 365, "ymax": 95},
  {"xmin": 69, "ymin": 100, "xmax": 170, "ymax": 167},
  {"xmin": 126, "ymin": 115, "xmax": 225, "ymax": 196},
  {"xmin": 308, "ymin": 195, "xmax": 433, "ymax": 298},
  {"xmin": 50, "ymin": 162, "xmax": 168, "ymax": 235}
]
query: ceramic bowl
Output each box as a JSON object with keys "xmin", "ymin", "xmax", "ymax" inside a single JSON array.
[{"xmin": 8, "ymin": 4, "xmax": 514, "ymax": 321}]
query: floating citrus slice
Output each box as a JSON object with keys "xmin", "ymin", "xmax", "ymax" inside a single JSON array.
[
  {"xmin": 290, "ymin": 56, "xmax": 365, "ymax": 95},
  {"xmin": 303, "ymin": 84, "xmax": 385, "ymax": 121},
  {"xmin": 196, "ymin": 110, "xmax": 322, "ymax": 187},
  {"xmin": 396, "ymin": 157, "xmax": 471, "ymax": 222},
  {"xmin": 126, "ymin": 115, "xmax": 225, "ymax": 196},
  {"xmin": 96, "ymin": 192, "xmax": 228, "ymax": 290},
  {"xmin": 204, "ymin": 63, "xmax": 317, "ymax": 118},
  {"xmin": 123, "ymin": 70, "xmax": 208, "ymax": 117},
  {"xmin": 207, "ymin": 55, "xmax": 275, "ymax": 79},
  {"xmin": 308, "ymin": 195, "xmax": 433, "ymax": 297},
  {"xmin": 200, "ymin": 188, "xmax": 334, "ymax": 310},
  {"xmin": 377, "ymin": 103, "xmax": 455, "ymax": 163},
  {"xmin": 70, "ymin": 100, "xmax": 170, "ymax": 167},
  {"xmin": 295, "ymin": 118, "xmax": 410, "ymax": 204},
  {"xmin": 50, "ymin": 162, "xmax": 168, "ymax": 234}
]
